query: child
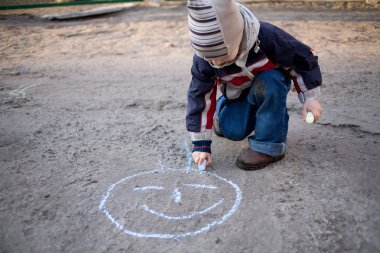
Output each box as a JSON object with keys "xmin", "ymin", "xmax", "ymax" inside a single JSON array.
[{"xmin": 186, "ymin": 0, "xmax": 323, "ymax": 170}]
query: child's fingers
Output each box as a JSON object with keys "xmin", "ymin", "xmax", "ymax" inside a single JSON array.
[
  {"xmin": 314, "ymin": 110, "xmax": 321, "ymax": 122},
  {"xmin": 202, "ymin": 153, "xmax": 212, "ymax": 166},
  {"xmin": 192, "ymin": 152, "xmax": 200, "ymax": 164},
  {"xmin": 311, "ymin": 106, "xmax": 323, "ymax": 122},
  {"xmin": 313, "ymin": 112, "xmax": 319, "ymax": 122},
  {"xmin": 192, "ymin": 152, "xmax": 212, "ymax": 167},
  {"xmin": 198, "ymin": 155, "xmax": 207, "ymax": 166},
  {"xmin": 206, "ymin": 156, "xmax": 212, "ymax": 166},
  {"xmin": 198, "ymin": 157, "xmax": 204, "ymax": 166}
]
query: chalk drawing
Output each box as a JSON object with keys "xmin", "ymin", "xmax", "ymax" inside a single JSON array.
[
  {"xmin": 172, "ymin": 188, "xmax": 181, "ymax": 203},
  {"xmin": 99, "ymin": 143, "xmax": 242, "ymax": 239},
  {"xmin": 183, "ymin": 183, "xmax": 218, "ymax": 190},
  {"xmin": 134, "ymin": 186, "xmax": 164, "ymax": 191},
  {"xmin": 2, "ymin": 84, "xmax": 37, "ymax": 100},
  {"xmin": 140, "ymin": 198, "xmax": 224, "ymax": 220},
  {"xmin": 157, "ymin": 155, "xmax": 165, "ymax": 172}
]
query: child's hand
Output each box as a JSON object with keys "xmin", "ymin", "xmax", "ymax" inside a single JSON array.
[
  {"xmin": 192, "ymin": 152, "xmax": 212, "ymax": 167},
  {"xmin": 302, "ymin": 99, "xmax": 323, "ymax": 122}
]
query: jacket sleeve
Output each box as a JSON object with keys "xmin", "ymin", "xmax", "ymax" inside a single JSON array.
[
  {"xmin": 186, "ymin": 54, "xmax": 218, "ymax": 153},
  {"xmin": 258, "ymin": 22, "xmax": 322, "ymax": 102}
]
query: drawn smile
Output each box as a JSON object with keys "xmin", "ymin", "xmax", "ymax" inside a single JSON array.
[
  {"xmin": 99, "ymin": 168, "xmax": 242, "ymax": 239},
  {"xmin": 140, "ymin": 198, "xmax": 224, "ymax": 220}
]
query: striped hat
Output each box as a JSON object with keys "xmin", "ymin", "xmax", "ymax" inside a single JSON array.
[{"xmin": 187, "ymin": 0, "xmax": 244, "ymax": 59}]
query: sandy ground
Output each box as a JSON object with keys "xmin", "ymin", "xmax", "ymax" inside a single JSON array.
[{"xmin": 0, "ymin": 2, "xmax": 380, "ymax": 253}]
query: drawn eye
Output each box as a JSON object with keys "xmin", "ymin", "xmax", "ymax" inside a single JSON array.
[
  {"xmin": 134, "ymin": 186, "xmax": 164, "ymax": 191},
  {"xmin": 183, "ymin": 184, "xmax": 218, "ymax": 190}
]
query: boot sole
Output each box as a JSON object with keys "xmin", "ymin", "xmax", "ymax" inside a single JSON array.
[{"xmin": 235, "ymin": 155, "xmax": 285, "ymax": 171}]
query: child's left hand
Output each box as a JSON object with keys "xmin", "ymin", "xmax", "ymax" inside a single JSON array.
[{"xmin": 302, "ymin": 99, "xmax": 323, "ymax": 122}]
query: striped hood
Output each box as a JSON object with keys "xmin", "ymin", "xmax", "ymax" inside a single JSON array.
[
  {"xmin": 187, "ymin": 0, "xmax": 244, "ymax": 59},
  {"xmin": 235, "ymin": 3, "xmax": 260, "ymax": 67}
]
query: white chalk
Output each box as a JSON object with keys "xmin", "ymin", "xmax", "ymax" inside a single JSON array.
[
  {"xmin": 306, "ymin": 111, "xmax": 315, "ymax": 124},
  {"xmin": 198, "ymin": 160, "xmax": 207, "ymax": 171}
]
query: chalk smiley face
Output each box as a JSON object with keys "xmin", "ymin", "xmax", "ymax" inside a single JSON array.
[
  {"xmin": 100, "ymin": 168, "xmax": 242, "ymax": 239},
  {"xmin": 135, "ymin": 183, "xmax": 224, "ymax": 220}
]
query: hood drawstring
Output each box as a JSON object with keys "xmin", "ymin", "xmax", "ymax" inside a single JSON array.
[{"xmin": 254, "ymin": 39, "xmax": 261, "ymax": 53}]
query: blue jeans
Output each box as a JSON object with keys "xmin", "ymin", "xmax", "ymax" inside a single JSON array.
[{"xmin": 216, "ymin": 69, "xmax": 291, "ymax": 156}]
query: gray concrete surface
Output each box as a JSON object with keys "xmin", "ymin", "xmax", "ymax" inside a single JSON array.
[{"xmin": 0, "ymin": 3, "xmax": 379, "ymax": 253}]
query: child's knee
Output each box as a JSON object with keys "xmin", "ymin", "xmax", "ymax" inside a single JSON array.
[
  {"xmin": 253, "ymin": 70, "xmax": 288, "ymax": 97},
  {"xmin": 219, "ymin": 123, "xmax": 248, "ymax": 141},
  {"xmin": 218, "ymin": 110, "xmax": 253, "ymax": 141}
]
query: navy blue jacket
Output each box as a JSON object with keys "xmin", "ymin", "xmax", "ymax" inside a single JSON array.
[{"xmin": 187, "ymin": 21, "xmax": 322, "ymax": 153}]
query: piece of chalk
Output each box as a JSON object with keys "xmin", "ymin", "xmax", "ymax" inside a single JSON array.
[
  {"xmin": 198, "ymin": 160, "xmax": 207, "ymax": 171},
  {"xmin": 306, "ymin": 111, "xmax": 315, "ymax": 124}
]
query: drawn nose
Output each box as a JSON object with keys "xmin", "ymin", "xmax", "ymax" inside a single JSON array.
[{"xmin": 172, "ymin": 188, "xmax": 181, "ymax": 204}]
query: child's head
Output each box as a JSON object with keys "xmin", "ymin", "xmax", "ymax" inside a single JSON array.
[{"xmin": 187, "ymin": 0, "xmax": 244, "ymax": 66}]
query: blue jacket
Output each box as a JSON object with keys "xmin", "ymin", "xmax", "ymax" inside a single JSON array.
[{"xmin": 186, "ymin": 21, "xmax": 322, "ymax": 153}]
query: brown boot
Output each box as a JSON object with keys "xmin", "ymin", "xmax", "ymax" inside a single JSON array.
[{"xmin": 236, "ymin": 148, "xmax": 284, "ymax": 171}]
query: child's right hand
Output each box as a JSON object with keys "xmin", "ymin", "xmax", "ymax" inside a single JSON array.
[
  {"xmin": 302, "ymin": 99, "xmax": 323, "ymax": 122},
  {"xmin": 192, "ymin": 151, "xmax": 212, "ymax": 167}
]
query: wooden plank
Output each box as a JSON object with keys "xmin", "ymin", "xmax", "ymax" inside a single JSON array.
[
  {"xmin": 40, "ymin": 3, "xmax": 137, "ymax": 20},
  {"xmin": 0, "ymin": 0, "xmax": 142, "ymax": 10}
]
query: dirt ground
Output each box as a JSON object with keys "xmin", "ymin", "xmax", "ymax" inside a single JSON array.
[{"xmin": 0, "ymin": 2, "xmax": 379, "ymax": 253}]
